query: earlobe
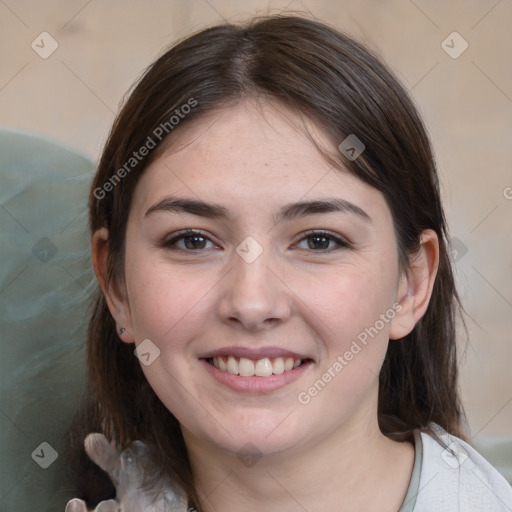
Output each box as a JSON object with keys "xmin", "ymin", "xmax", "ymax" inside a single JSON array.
[
  {"xmin": 91, "ymin": 228, "xmax": 135, "ymax": 344},
  {"xmin": 389, "ymin": 229, "xmax": 439, "ymax": 340}
]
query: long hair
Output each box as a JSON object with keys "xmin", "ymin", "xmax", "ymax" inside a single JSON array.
[{"xmin": 66, "ymin": 14, "xmax": 468, "ymax": 509}]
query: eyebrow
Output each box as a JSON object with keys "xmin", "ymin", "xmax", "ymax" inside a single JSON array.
[{"xmin": 144, "ymin": 196, "xmax": 371, "ymax": 223}]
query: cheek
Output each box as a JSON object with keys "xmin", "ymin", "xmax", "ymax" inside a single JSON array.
[
  {"xmin": 291, "ymin": 269, "xmax": 399, "ymax": 436},
  {"xmin": 124, "ymin": 252, "xmax": 215, "ymax": 344},
  {"xmin": 307, "ymin": 267, "xmax": 397, "ymax": 345},
  {"xmin": 124, "ymin": 258, "xmax": 214, "ymax": 423},
  {"xmin": 302, "ymin": 269, "xmax": 399, "ymax": 411}
]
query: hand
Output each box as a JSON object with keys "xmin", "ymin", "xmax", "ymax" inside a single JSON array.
[{"xmin": 65, "ymin": 433, "xmax": 188, "ymax": 512}]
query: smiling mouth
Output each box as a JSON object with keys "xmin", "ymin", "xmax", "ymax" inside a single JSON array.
[{"xmin": 205, "ymin": 356, "xmax": 309, "ymax": 377}]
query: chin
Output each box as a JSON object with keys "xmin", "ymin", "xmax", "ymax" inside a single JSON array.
[{"xmin": 195, "ymin": 411, "xmax": 306, "ymax": 458}]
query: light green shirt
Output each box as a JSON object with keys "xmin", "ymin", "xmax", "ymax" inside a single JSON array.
[{"xmin": 398, "ymin": 429, "xmax": 423, "ymax": 512}]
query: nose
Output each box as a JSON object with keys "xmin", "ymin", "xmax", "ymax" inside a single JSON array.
[{"xmin": 217, "ymin": 245, "xmax": 292, "ymax": 331}]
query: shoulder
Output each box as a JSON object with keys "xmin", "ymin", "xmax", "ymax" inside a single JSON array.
[{"xmin": 413, "ymin": 423, "xmax": 512, "ymax": 512}]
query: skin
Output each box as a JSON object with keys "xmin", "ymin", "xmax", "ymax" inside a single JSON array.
[{"xmin": 93, "ymin": 98, "xmax": 439, "ymax": 512}]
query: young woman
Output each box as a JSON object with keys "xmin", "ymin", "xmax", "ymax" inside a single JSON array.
[{"xmin": 65, "ymin": 14, "xmax": 512, "ymax": 512}]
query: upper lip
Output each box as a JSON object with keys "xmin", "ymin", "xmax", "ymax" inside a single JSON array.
[{"xmin": 198, "ymin": 346, "xmax": 312, "ymax": 361}]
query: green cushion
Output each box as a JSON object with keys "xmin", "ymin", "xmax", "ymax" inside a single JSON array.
[{"xmin": 0, "ymin": 128, "xmax": 95, "ymax": 510}]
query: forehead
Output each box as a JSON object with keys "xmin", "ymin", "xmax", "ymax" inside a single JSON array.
[
  {"xmin": 158, "ymin": 99, "xmax": 335, "ymax": 176},
  {"xmin": 131, "ymin": 99, "xmax": 388, "ymax": 221}
]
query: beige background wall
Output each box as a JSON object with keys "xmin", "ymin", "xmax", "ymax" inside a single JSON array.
[{"xmin": 1, "ymin": 0, "xmax": 511, "ymax": 444}]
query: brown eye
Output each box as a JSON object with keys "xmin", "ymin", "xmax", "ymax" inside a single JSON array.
[
  {"xmin": 181, "ymin": 234, "xmax": 208, "ymax": 250},
  {"xmin": 163, "ymin": 230, "xmax": 217, "ymax": 251},
  {"xmin": 295, "ymin": 231, "xmax": 349, "ymax": 252}
]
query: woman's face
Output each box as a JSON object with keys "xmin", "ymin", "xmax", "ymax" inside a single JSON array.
[{"xmin": 119, "ymin": 99, "xmax": 408, "ymax": 457}]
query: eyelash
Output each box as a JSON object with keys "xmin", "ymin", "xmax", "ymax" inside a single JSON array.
[{"xmin": 161, "ymin": 229, "xmax": 350, "ymax": 253}]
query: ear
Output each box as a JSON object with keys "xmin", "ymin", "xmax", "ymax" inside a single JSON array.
[
  {"xmin": 91, "ymin": 228, "xmax": 134, "ymax": 344},
  {"xmin": 389, "ymin": 229, "xmax": 439, "ymax": 340}
]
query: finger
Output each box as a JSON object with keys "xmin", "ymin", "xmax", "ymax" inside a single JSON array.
[
  {"xmin": 65, "ymin": 498, "xmax": 88, "ymax": 512},
  {"xmin": 95, "ymin": 499, "xmax": 121, "ymax": 512}
]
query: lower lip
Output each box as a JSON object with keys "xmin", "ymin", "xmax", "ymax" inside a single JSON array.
[{"xmin": 200, "ymin": 359, "xmax": 312, "ymax": 393}]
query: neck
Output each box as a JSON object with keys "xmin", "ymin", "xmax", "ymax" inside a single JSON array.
[{"xmin": 184, "ymin": 408, "xmax": 414, "ymax": 512}]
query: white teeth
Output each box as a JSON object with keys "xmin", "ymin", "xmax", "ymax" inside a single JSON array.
[
  {"xmin": 218, "ymin": 357, "xmax": 227, "ymax": 372},
  {"xmin": 227, "ymin": 356, "xmax": 238, "ymax": 375},
  {"xmin": 255, "ymin": 358, "xmax": 273, "ymax": 377},
  {"xmin": 272, "ymin": 357, "xmax": 285, "ymax": 374},
  {"xmin": 211, "ymin": 356, "xmax": 304, "ymax": 377},
  {"xmin": 239, "ymin": 357, "xmax": 255, "ymax": 377}
]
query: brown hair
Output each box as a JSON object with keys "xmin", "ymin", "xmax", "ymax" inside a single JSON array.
[{"xmin": 66, "ymin": 14, "xmax": 468, "ymax": 509}]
